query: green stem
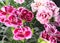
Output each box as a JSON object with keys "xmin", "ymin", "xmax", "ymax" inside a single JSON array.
[{"xmin": 5, "ymin": 0, "xmax": 9, "ymax": 5}]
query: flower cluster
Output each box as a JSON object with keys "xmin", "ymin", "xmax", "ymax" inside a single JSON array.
[
  {"xmin": 31, "ymin": 0, "xmax": 60, "ymax": 43},
  {"xmin": 0, "ymin": 6, "xmax": 34, "ymax": 28},
  {"xmin": 31, "ymin": 0, "xmax": 59, "ymax": 24},
  {"xmin": 40, "ymin": 24, "xmax": 60, "ymax": 43},
  {"xmin": 31, "ymin": 0, "xmax": 50, "ymax": 12},
  {"xmin": 0, "ymin": 0, "xmax": 60, "ymax": 43},
  {"xmin": 0, "ymin": 6, "xmax": 23, "ymax": 28},
  {"xmin": 0, "ymin": 5, "xmax": 34, "ymax": 40}
]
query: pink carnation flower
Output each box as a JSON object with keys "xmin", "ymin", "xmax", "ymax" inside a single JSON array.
[
  {"xmin": 1, "ymin": 6, "xmax": 16, "ymax": 19},
  {"xmin": 13, "ymin": 26, "xmax": 32, "ymax": 40},
  {"xmin": 14, "ymin": 0, "xmax": 25, "ymax": 4},
  {"xmin": 40, "ymin": 30, "xmax": 57, "ymax": 43},
  {"xmin": 31, "ymin": 0, "xmax": 50, "ymax": 12},
  {"xmin": 4, "ymin": 14, "xmax": 23, "ymax": 28},
  {"xmin": 18, "ymin": 7, "xmax": 34, "ymax": 22},
  {"xmin": 44, "ymin": 24, "xmax": 57, "ymax": 34},
  {"xmin": 43, "ymin": 24, "xmax": 60, "ymax": 41},
  {"xmin": 45, "ymin": 1, "xmax": 57, "ymax": 10},
  {"xmin": 36, "ymin": 6, "xmax": 53, "ymax": 24},
  {"xmin": 45, "ymin": 1, "xmax": 59, "ymax": 16}
]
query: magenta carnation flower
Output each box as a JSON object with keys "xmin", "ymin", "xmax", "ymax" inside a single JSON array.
[
  {"xmin": 13, "ymin": 26, "xmax": 32, "ymax": 40},
  {"xmin": 1, "ymin": 6, "xmax": 16, "ymax": 19},
  {"xmin": 4, "ymin": 14, "xmax": 23, "ymax": 28},
  {"xmin": 18, "ymin": 7, "xmax": 34, "ymax": 22},
  {"xmin": 40, "ymin": 30, "xmax": 57, "ymax": 43}
]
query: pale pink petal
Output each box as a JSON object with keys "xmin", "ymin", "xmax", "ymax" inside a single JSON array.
[{"xmin": 14, "ymin": 0, "xmax": 25, "ymax": 4}]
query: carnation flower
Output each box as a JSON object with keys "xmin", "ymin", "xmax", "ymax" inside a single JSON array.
[
  {"xmin": 31, "ymin": 0, "xmax": 59, "ymax": 25},
  {"xmin": 31, "ymin": 0, "xmax": 50, "ymax": 12},
  {"xmin": 40, "ymin": 30, "xmax": 57, "ymax": 43},
  {"xmin": 13, "ymin": 26, "xmax": 32, "ymax": 40},
  {"xmin": 45, "ymin": 1, "xmax": 59, "ymax": 16},
  {"xmin": 43, "ymin": 24, "xmax": 60, "ymax": 41},
  {"xmin": 18, "ymin": 7, "xmax": 34, "ymax": 22},
  {"xmin": 1, "ymin": 6, "xmax": 16, "ymax": 19},
  {"xmin": 14, "ymin": 0, "xmax": 25, "ymax": 4},
  {"xmin": 36, "ymin": 6, "xmax": 53, "ymax": 24},
  {"xmin": 44, "ymin": 24, "xmax": 57, "ymax": 34},
  {"xmin": 45, "ymin": 1, "xmax": 57, "ymax": 10},
  {"xmin": 4, "ymin": 14, "xmax": 23, "ymax": 28}
]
